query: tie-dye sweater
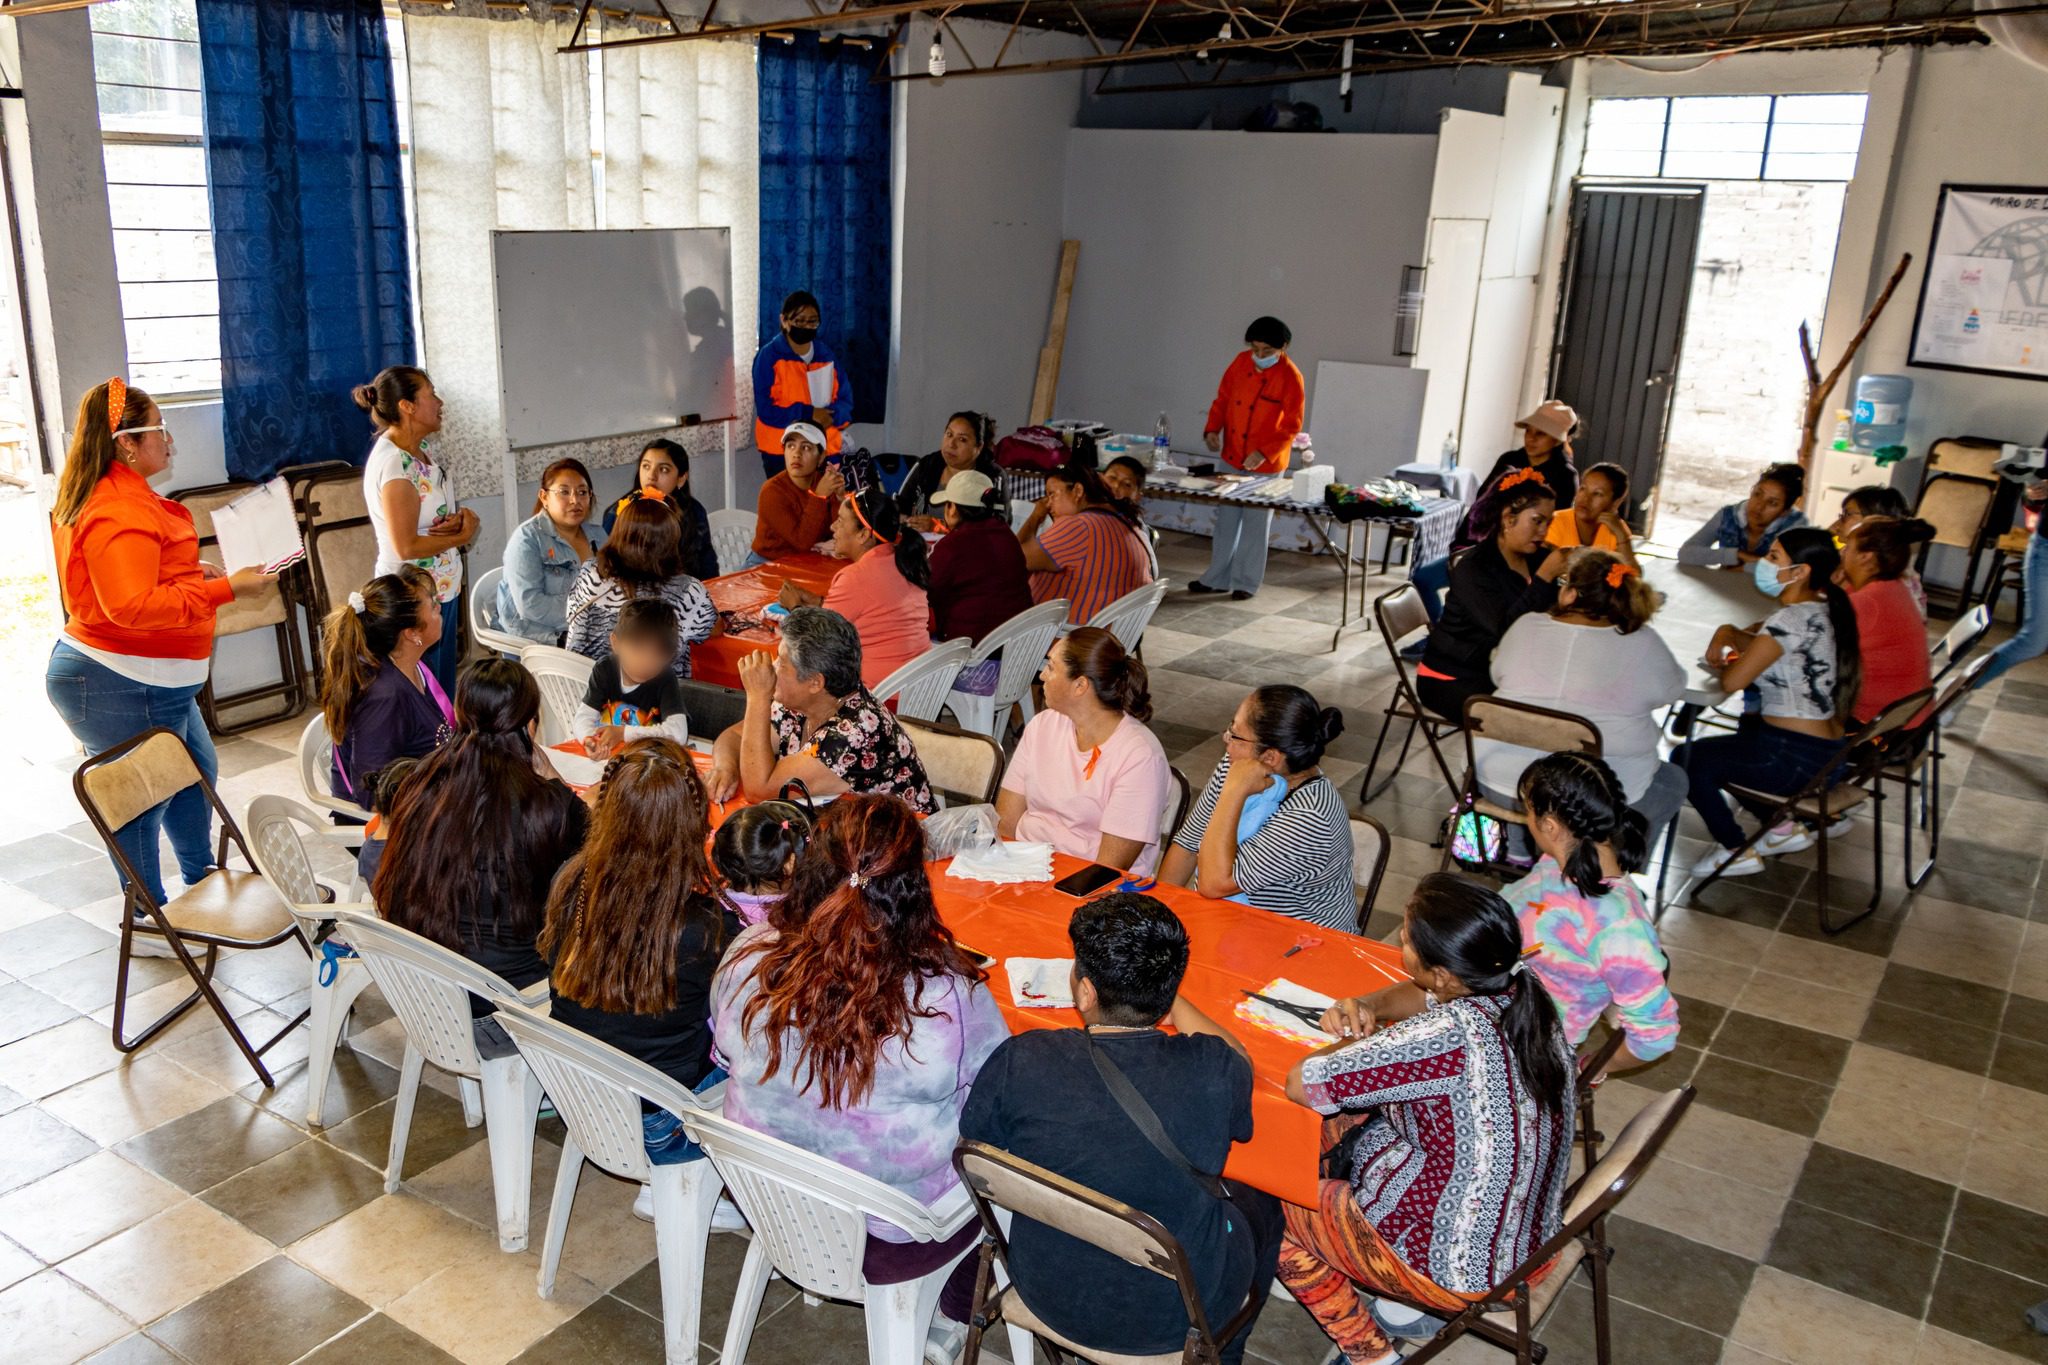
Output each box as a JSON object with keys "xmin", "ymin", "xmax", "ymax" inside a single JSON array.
[
  {"xmin": 711, "ymin": 922, "xmax": 1011, "ymax": 1240},
  {"xmin": 1503, "ymin": 855, "xmax": 1679, "ymax": 1060}
]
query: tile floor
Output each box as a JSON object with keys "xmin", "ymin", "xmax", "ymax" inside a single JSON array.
[{"xmin": 0, "ymin": 530, "xmax": 2044, "ymax": 1364}]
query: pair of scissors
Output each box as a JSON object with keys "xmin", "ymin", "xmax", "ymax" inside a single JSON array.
[{"xmin": 1241, "ymin": 989, "xmax": 1326, "ymax": 1027}]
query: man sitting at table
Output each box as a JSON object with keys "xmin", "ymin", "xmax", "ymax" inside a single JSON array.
[
  {"xmin": 959, "ymin": 893, "xmax": 1283, "ymax": 1364},
  {"xmin": 705, "ymin": 606, "xmax": 935, "ymax": 812}
]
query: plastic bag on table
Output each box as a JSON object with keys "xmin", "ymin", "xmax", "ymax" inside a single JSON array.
[{"xmin": 923, "ymin": 803, "xmax": 1000, "ymax": 861}]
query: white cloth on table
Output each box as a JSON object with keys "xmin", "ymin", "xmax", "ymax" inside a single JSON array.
[{"xmin": 945, "ymin": 841, "xmax": 1055, "ymax": 885}]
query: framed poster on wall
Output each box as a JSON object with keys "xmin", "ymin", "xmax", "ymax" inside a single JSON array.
[{"xmin": 1907, "ymin": 183, "xmax": 2048, "ymax": 382}]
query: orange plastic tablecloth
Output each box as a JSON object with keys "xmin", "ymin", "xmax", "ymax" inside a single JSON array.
[
  {"xmin": 690, "ymin": 553, "xmax": 848, "ymax": 690},
  {"xmin": 930, "ymin": 851, "xmax": 1408, "ymax": 1208}
]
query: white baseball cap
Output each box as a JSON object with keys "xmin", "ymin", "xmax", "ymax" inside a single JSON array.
[
  {"xmin": 927, "ymin": 470, "xmax": 997, "ymax": 507},
  {"xmin": 783, "ymin": 422, "xmax": 827, "ymax": 449}
]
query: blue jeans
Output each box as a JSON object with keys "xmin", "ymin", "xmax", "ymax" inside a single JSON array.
[
  {"xmin": 1203, "ymin": 505, "xmax": 1273, "ymax": 594},
  {"xmin": 1672, "ymin": 715, "xmax": 1842, "ymax": 850},
  {"xmin": 45, "ymin": 640, "xmax": 217, "ymax": 905},
  {"xmin": 1412, "ymin": 554, "xmax": 1452, "ymax": 622},
  {"xmin": 642, "ymin": 1065, "xmax": 727, "ymax": 1165},
  {"xmin": 1981, "ymin": 533, "xmax": 2048, "ymax": 686},
  {"xmin": 424, "ymin": 596, "xmax": 462, "ymax": 698}
]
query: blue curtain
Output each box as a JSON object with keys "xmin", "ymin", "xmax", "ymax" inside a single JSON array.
[
  {"xmin": 758, "ymin": 33, "xmax": 892, "ymax": 426},
  {"xmin": 197, "ymin": 0, "xmax": 414, "ymax": 481}
]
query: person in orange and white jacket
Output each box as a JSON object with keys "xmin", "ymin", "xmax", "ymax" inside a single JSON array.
[
  {"xmin": 45, "ymin": 378, "xmax": 275, "ymax": 912},
  {"xmin": 752, "ymin": 289, "xmax": 853, "ymax": 477},
  {"xmin": 1193, "ymin": 316, "xmax": 1306, "ymax": 601}
]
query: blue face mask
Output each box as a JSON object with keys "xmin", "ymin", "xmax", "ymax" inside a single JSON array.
[
  {"xmin": 1752, "ymin": 558, "xmax": 1786, "ymax": 598},
  {"xmin": 1251, "ymin": 351, "xmax": 1280, "ymax": 371}
]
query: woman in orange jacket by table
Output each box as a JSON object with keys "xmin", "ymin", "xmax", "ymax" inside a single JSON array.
[
  {"xmin": 1192, "ymin": 316, "xmax": 1305, "ymax": 601},
  {"xmin": 44, "ymin": 378, "xmax": 275, "ymax": 910}
]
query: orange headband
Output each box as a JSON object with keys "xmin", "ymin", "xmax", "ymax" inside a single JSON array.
[
  {"xmin": 1497, "ymin": 466, "xmax": 1548, "ymax": 493},
  {"xmin": 849, "ymin": 492, "xmax": 897, "ymax": 546},
  {"xmin": 106, "ymin": 377, "xmax": 127, "ymax": 434},
  {"xmin": 1605, "ymin": 562, "xmax": 1638, "ymax": 589}
]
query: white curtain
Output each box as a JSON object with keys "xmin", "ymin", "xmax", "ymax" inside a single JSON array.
[{"xmin": 401, "ymin": 6, "xmax": 757, "ymax": 498}]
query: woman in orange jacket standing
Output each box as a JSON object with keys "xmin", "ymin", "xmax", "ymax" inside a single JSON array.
[
  {"xmin": 45, "ymin": 379, "xmax": 275, "ymax": 909},
  {"xmin": 1192, "ymin": 316, "xmax": 1305, "ymax": 601}
]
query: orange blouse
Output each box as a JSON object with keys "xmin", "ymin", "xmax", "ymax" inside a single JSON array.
[{"xmin": 56, "ymin": 463, "xmax": 232, "ymax": 661}]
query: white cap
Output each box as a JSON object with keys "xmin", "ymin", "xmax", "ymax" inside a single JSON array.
[
  {"xmin": 783, "ymin": 422, "xmax": 827, "ymax": 449},
  {"xmin": 927, "ymin": 470, "xmax": 997, "ymax": 507}
]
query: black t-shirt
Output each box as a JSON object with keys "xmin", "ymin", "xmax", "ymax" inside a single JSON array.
[
  {"xmin": 549, "ymin": 893, "xmax": 736, "ymax": 1102},
  {"xmin": 582, "ymin": 656, "xmax": 689, "ymax": 731},
  {"xmin": 457, "ymin": 782, "xmax": 586, "ymax": 1012},
  {"xmin": 959, "ymin": 1028, "xmax": 1255, "ymax": 1355}
]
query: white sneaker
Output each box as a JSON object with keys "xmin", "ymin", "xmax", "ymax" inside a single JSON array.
[
  {"xmin": 710, "ymin": 1195, "xmax": 748, "ymax": 1232},
  {"xmin": 924, "ymin": 1313, "xmax": 968, "ymax": 1365},
  {"xmin": 1754, "ymin": 822, "xmax": 1814, "ymax": 856},
  {"xmin": 1825, "ymin": 816, "xmax": 1854, "ymax": 839},
  {"xmin": 632, "ymin": 1184, "xmax": 654, "ymax": 1222},
  {"xmin": 1690, "ymin": 846, "xmax": 1765, "ymax": 879},
  {"xmin": 125, "ymin": 918, "xmax": 177, "ymax": 959}
]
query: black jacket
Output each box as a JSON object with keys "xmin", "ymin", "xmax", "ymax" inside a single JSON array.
[
  {"xmin": 1422, "ymin": 538, "xmax": 1559, "ymax": 685},
  {"xmin": 895, "ymin": 449, "xmax": 1004, "ymax": 517}
]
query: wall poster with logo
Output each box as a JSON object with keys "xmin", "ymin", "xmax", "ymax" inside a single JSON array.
[{"xmin": 1908, "ymin": 184, "xmax": 2048, "ymax": 382}]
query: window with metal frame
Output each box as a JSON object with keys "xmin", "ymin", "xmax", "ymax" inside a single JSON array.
[{"xmin": 1582, "ymin": 93, "xmax": 1868, "ymax": 183}]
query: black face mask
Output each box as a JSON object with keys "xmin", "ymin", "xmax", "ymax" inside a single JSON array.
[{"xmin": 785, "ymin": 325, "xmax": 818, "ymax": 346}]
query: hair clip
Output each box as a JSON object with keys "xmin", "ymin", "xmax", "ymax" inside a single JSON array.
[
  {"xmin": 1605, "ymin": 562, "xmax": 1638, "ymax": 589},
  {"xmin": 1509, "ymin": 960, "xmax": 1527, "ymax": 977},
  {"xmin": 1496, "ymin": 466, "xmax": 1548, "ymax": 492},
  {"xmin": 347, "ymin": 590, "xmax": 367, "ymax": 615},
  {"xmin": 106, "ymin": 377, "xmax": 128, "ymax": 434},
  {"xmin": 778, "ymin": 819, "xmax": 791, "ymax": 831},
  {"xmin": 847, "ymin": 870, "xmax": 868, "ymax": 890}
]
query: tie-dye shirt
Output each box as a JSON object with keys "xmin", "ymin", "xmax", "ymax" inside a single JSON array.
[
  {"xmin": 1503, "ymin": 855, "xmax": 1679, "ymax": 1060},
  {"xmin": 711, "ymin": 922, "xmax": 1011, "ymax": 1239}
]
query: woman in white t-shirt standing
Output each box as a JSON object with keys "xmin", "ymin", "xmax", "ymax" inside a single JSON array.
[{"xmin": 354, "ymin": 366, "xmax": 477, "ymax": 694}]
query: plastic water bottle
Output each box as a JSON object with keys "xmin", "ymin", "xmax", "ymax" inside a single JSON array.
[
  {"xmin": 1153, "ymin": 412, "xmax": 1171, "ymax": 466},
  {"xmin": 1851, "ymin": 375, "xmax": 1913, "ymax": 452},
  {"xmin": 1830, "ymin": 410, "xmax": 1853, "ymax": 453},
  {"xmin": 1440, "ymin": 431, "xmax": 1459, "ymax": 467}
]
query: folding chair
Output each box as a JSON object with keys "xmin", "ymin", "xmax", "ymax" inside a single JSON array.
[
  {"xmin": 245, "ymin": 795, "xmax": 378, "ymax": 1126},
  {"xmin": 173, "ymin": 482, "xmax": 311, "ymax": 736},
  {"xmin": 72, "ymin": 729, "xmax": 311, "ymax": 1087},
  {"xmin": 952, "ymin": 1139, "xmax": 1258, "ymax": 1365},
  {"xmin": 707, "ymin": 510, "xmax": 759, "ymax": 577},
  {"xmin": 901, "ymin": 717, "xmax": 1008, "ymax": 809},
  {"xmin": 1357, "ymin": 584, "xmax": 1464, "ymax": 805},
  {"xmin": 1394, "ymin": 1086, "xmax": 1696, "ymax": 1365},
  {"xmin": 1440, "ymin": 698, "xmax": 1601, "ymax": 876},
  {"xmin": 1162, "ymin": 766, "xmax": 1194, "ymax": 847},
  {"xmin": 493, "ymin": 1002, "xmax": 735, "ymax": 1365},
  {"xmin": 1350, "ymin": 814, "xmax": 1392, "ymax": 929},
  {"xmin": 1573, "ymin": 1029, "xmax": 1630, "ymax": 1175},
  {"xmin": 330, "ymin": 910, "xmax": 547, "ymax": 1251},
  {"xmin": 1882, "ymin": 656, "xmax": 1990, "ymax": 889},
  {"xmin": 875, "ymin": 638, "xmax": 974, "ymax": 722},
  {"xmin": 470, "ymin": 566, "xmax": 537, "ymax": 657},
  {"xmin": 1929, "ymin": 604, "xmax": 1991, "ymax": 685},
  {"xmin": 947, "ymin": 599, "xmax": 1069, "ymax": 740},
  {"xmin": 522, "ymin": 645, "xmax": 597, "ymax": 748},
  {"xmin": 1086, "ymin": 579, "xmax": 1171, "ymax": 653},
  {"xmin": 684, "ymin": 1110, "xmax": 981, "ymax": 1365},
  {"xmin": 1691, "ymin": 688, "xmax": 1934, "ymax": 935}
]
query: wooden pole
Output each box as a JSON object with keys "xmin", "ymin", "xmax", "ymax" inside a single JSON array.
[
  {"xmin": 1797, "ymin": 252, "xmax": 1912, "ymax": 469},
  {"xmin": 1029, "ymin": 240, "xmax": 1080, "ymax": 426}
]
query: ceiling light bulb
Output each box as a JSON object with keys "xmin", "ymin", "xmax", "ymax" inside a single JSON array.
[
  {"xmin": 1218, "ymin": 20, "xmax": 1232, "ymax": 39},
  {"xmin": 928, "ymin": 38, "xmax": 946, "ymax": 76},
  {"xmin": 1196, "ymin": 45, "xmax": 1210, "ymax": 58}
]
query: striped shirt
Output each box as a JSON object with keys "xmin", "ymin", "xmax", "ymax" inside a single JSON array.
[
  {"xmin": 1171, "ymin": 760, "xmax": 1355, "ymax": 930},
  {"xmin": 563, "ymin": 563, "xmax": 717, "ymax": 679},
  {"xmin": 1298, "ymin": 993, "xmax": 1574, "ymax": 1293},
  {"xmin": 1030, "ymin": 509, "xmax": 1153, "ymax": 624}
]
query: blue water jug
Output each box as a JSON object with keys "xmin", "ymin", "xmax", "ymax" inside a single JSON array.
[{"xmin": 1851, "ymin": 374, "xmax": 1913, "ymax": 452}]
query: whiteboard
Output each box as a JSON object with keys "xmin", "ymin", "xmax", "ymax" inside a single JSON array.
[
  {"xmin": 492, "ymin": 228, "xmax": 736, "ymax": 451},
  {"xmin": 1308, "ymin": 360, "xmax": 1431, "ymax": 484}
]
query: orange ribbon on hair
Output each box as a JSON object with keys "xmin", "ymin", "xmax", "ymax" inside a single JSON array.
[
  {"xmin": 1605, "ymin": 562, "xmax": 1638, "ymax": 589},
  {"xmin": 849, "ymin": 492, "xmax": 898, "ymax": 546},
  {"xmin": 106, "ymin": 377, "xmax": 128, "ymax": 434},
  {"xmin": 1496, "ymin": 466, "xmax": 1549, "ymax": 493}
]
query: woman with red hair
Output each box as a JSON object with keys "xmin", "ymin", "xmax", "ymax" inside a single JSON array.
[{"xmin": 711, "ymin": 793, "xmax": 1009, "ymax": 1358}]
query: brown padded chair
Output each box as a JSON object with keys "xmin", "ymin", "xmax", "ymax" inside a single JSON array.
[
  {"xmin": 72, "ymin": 728, "xmax": 311, "ymax": 1087},
  {"xmin": 900, "ymin": 717, "xmax": 1008, "ymax": 809},
  {"xmin": 1439, "ymin": 697, "xmax": 1601, "ymax": 876},
  {"xmin": 952, "ymin": 1140, "xmax": 1261, "ymax": 1365},
  {"xmin": 1357, "ymin": 583, "xmax": 1466, "ymax": 804}
]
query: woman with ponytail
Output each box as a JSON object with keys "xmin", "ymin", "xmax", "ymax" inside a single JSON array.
[
  {"xmin": 779, "ymin": 483, "xmax": 931, "ymax": 689},
  {"xmin": 1506, "ymin": 753, "xmax": 1677, "ymax": 1067},
  {"xmin": 46, "ymin": 378, "xmax": 277, "ymax": 908},
  {"xmin": 1838, "ymin": 516, "xmax": 1936, "ymax": 726},
  {"xmin": 321, "ymin": 570, "xmax": 452, "ymax": 803},
  {"xmin": 1158, "ymin": 684, "xmax": 1357, "ymax": 929},
  {"xmin": 998, "ymin": 628, "xmax": 1172, "ymax": 874},
  {"xmin": 1280, "ymin": 873, "xmax": 1574, "ymax": 1365},
  {"xmin": 374, "ymin": 659, "xmax": 586, "ymax": 1027},
  {"xmin": 1677, "ymin": 525, "xmax": 1861, "ymax": 878},
  {"xmin": 712, "ymin": 794, "xmax": 1010, "ymax": 1351},
  {"xmin": 898, "ymin": 410, "xmax": 1003, "ymax": 529}
]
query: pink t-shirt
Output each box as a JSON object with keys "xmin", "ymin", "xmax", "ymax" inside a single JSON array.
[
  {"xmin": 824, "ymin": 545, "xmax": 932, "ymax": 689},
  {"xmin": 999, "ymin": 710, "xmax": 1171, "ymax": 876}
]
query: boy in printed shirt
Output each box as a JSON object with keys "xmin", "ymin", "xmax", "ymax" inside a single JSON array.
[{"xmin": 575, "ymin": 599, "xmax": 691, "ymax": 757}]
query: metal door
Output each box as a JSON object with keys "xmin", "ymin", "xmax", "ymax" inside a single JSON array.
[{"xmin": 1549, "ymin": 184, "xmax": 1705, "ymax": 523}]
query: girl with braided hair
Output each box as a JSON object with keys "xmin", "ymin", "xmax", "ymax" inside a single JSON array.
[{"xmin": 1504, "ymin": 752, "xmax": 1678, "ymax": 1069}]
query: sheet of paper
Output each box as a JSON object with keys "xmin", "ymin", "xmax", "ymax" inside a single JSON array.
[
  {"xmin": 543, "ymin": 746, "xmax": 605, "ymax": 787},
  {"xmin": 1233, "ymin": 977, "xmax": 1338, "ymax": 1047},
  {"xmin": 1005, "ymin": 957, "xmax": 1075, "ymax": 1009},
  {"xmin": 806, "ymin": 363, "xmax": 836, "ymax": 408},
  {"xmin": 211, "ymin": 477, "xmax": 305, "ymax": 574}
]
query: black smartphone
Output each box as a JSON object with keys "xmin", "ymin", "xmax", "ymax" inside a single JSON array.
[{"xmin": 1052, "ymin": 863, "xmax": 1122, "ymax": 898}]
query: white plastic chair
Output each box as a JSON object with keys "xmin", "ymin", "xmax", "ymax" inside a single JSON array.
[
  {"xmin": 945, "ymin": 599, "xmax": 1068, "ymax": 741},
  {"xmin": 874, "ymin": 638, "xmax": 973, "ymax": 723},
  {"xmin": 296, "ymin": 714, "xmax": 369, "ymax": 843},
  {"xmin": 494, "ymin": 1003, "xmax": 734, "ymax": 1365},
  {"xmin": 330, "ymin": 909, "xmax": 546, "ymax": 1252},
  {"xmin": 245, "ymin": 796, "xmax": 377, "ymax": 1127},
  {"xmin": 1084, "ymin": 578, "xmax": 1169, "ymax": 652},
  {"xmin": 521, "ymin": 645, "xmax": 597, "ymax": 749},
  {"xmin": 683, "ymin": 1109, "xmax": 980, "ymax": 1365},
  {"xmin": 471, "ymin": 565, "xmax": 536, "ymax": 657},
  {"xmin": 707, "ymin": 510, "xmax": 759, "ymax": 577}
]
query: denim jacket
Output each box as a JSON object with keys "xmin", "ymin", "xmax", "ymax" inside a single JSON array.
[
  {"xmin": 1677, "ymin": 503, "xmax": 1806, "ymax": 569},
  {"xmin": 498, "ymin": 513, "xmax": 603, "ymax": 644}
]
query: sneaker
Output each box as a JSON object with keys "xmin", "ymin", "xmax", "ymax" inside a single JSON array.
[
  {"xmin": 1754, "ymin": 822, "xmax": 1814, "ymax": 856},
  {"xmin": 125, "ymin": 917, "xmax": 177, "ymax": 959},
  {"xmin": 1370, "ymin": 1296, "xmax": 1446, "ymax": 1341},
  {"xmin": 710, "ymin": 1195, "xmax": 748, "ymax": 1232},
  {"xmin": 1825, "ymin": 815, "xmax": 1854, "ymax": 839},
  {"xmin": 1690, "ymin": 846, "xmax": 1766, "ymax": 879},
  {"xmin": 924, "ymin": 1313, "xmax": 969, "ymax": 1365},
  {"xmin": 632, "ymin": 1184, "xmax": 654, "ymax": 1222}
]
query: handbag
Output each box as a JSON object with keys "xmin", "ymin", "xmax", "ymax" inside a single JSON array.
[{"xmin": 1447, "ymin": 806, "xmax": 1507, "ymax": 872}]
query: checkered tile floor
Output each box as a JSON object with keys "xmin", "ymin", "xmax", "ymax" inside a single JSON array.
[{"xmin": 0, "ymin": 529, "xmax": 2042, "ymax": 1364}]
